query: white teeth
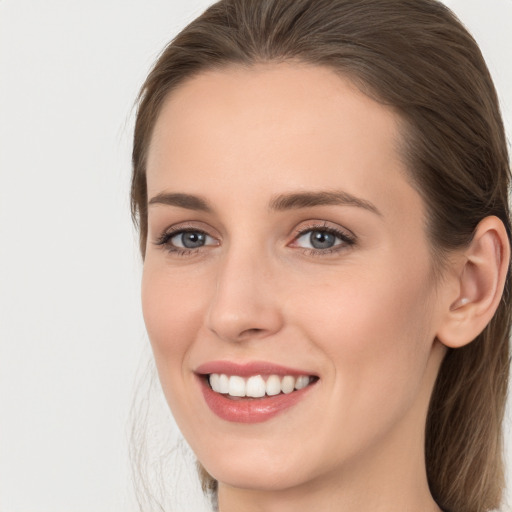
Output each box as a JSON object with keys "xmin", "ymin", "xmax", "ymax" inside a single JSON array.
[
  {"xmin": 208, "ymin": 373, "xmax": 314, "ymax": 397},
  {"xmin": 281, "ymin": 375, "xmax": 295, "ymax": 394},
  {"xmin": 209, "ymin": 373, "xmax": 221, "ymax": 392},
  {"xmin": 228, "ymin": 376, "xmax": 246, "ymax": 397},
  {"xmin": 218, "ymin": 373, "xmax": 229, "ymax": 394},
  {"xmin": 265, "ymin": 375, "xmax": 282, "ymax": 396},
  {"xmin": 295, "ymin": 375, "xmax": 310, "ymax": 390},
  {"xmin": 246, "ymin": 375, "xmax": 266, "ymax": 397}
]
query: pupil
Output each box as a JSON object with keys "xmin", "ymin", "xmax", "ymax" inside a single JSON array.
[
  {"xmin": 310, "ymin": 231, "xmax": 335, "ymax": 249},
  {"xmin": 182, "ymin": 232, "xmax": 205, "ymax": 248}
]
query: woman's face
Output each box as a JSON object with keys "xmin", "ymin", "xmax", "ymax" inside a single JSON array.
[{"xmin": 142, "ymin": 64, "xmax": 447, "ymax": 493}]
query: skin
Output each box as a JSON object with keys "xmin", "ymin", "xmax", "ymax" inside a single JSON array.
[{"xmin": 142, "ymin": 63, "xmax": 452, "ymax": 512}]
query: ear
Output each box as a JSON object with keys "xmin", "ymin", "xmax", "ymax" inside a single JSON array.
[{"xmin": 436, "ymin": 216, "xmax": 510, "ymax": 349}]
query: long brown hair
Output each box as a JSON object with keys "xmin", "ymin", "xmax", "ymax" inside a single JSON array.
[{"xmin": 131, "ymin": 1, "xmax": 512, "ymax": 511}]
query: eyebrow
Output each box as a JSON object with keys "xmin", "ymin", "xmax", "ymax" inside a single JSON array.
[
  {"xmin": 148, "ymin": 190, "xmax": 381, "ymax": 216},
  {"xmin": 269, "ymin": 190, "xmax": 382, "ymax": 216},
  {"xmin": 148, "ymin": 192, "xmax": 212, "ymax": 212}
]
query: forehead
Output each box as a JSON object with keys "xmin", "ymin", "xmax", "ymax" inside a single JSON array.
[{"xmin": 146, "ymin": 63, "xmax": 417, "ymax": 218}]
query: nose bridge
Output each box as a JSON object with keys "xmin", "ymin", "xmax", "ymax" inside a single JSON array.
[{"xmin": 206, "ymin": 239, "xmax": 282, "ymax": 342}]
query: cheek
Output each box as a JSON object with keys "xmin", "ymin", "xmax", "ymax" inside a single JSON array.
[
  {"xmin": 141, "ymin": 262, "xmax": 207, "ymax": 372},
  {"xmin": 292, "ymin": 255, "xmax": 436, "ymax": 424},
  {"xmin": 294, "ymin": 259, "xmax": 433, "ymax": 349},
  {"xmin": 141, "ymin": 262, "xmax": 216, "ymax": 439}
]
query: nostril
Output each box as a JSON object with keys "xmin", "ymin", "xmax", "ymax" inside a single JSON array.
[
  {"xmin": 241, "ymin": 328, "xmax": 263, "ymax": 336},
  {"xmin": 236, "ymin": 327, "xmax": 269, "ymax": 341}
]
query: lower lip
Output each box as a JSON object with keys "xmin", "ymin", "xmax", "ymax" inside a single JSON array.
[{"xmin": 199, "ymin": 377, "xmax": 316, "ymax": 423}]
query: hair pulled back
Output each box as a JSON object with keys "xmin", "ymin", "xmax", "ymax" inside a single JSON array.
[{"xmin": 131, "ymin": 1, "xmax": 512, "ymax": 511}]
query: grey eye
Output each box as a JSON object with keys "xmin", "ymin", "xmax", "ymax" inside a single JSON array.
[
  {"xmin": 295, "ymin": 230, "xmax": 343, "ymax": 250},
  {"xmin": 171, "ymin": 231, "xmax": 212, "ymax": 249},
  {"xmin": 309, "ymin": 231, "xmax": 336, "ymax": 249}
]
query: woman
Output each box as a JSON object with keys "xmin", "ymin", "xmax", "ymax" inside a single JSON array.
[{"xmin": 130, "ymin": 0, "xmax": 511, "ymax": 511}]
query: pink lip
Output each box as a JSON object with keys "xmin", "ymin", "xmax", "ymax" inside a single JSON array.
[
  {"xmin": 195, "ymin": 360, "xmax": 318, "ymax": 424},
  {"xmin": 195, "ymin": 360, "xmax": 317, "ymax": 378}
]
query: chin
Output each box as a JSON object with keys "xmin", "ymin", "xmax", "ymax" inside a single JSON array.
[
  {"xmin": 198, "ymin": 446, "xmax": 317, "ymax": 492},
  {"xmin": 209, "ymin": 463, "xmax": 311, "ymax": 493}
]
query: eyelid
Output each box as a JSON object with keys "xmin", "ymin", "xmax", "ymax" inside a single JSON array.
[
  {"xmin": 291, "ymin": 220, "xmax": 355, "ymax": 241},
  {"xmin": 153, "ymin": 222, "xmax": 220, "ymax": 251},
  {"xmin": 151, "ymin": 219, "xmax": 356, "ymax": 257},
  {"xmin": 155, "ymin": 220, "xmax": 219, "ymax": 239},
  {"xmin": 289, "ymin": 221, "xmax": 357, "ymax": 253}
]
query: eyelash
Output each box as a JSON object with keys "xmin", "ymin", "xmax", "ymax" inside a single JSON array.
[
  {"xmin": 154, "ymin": 227, "xmax": 213, "ymax": 257},
  {"xmin": 292, "ymin": 223, "xmax": 356, "ymax": 256},
  {"xmin": 154, "ymin": 223, "xmax": 356, "ymax": 257}
]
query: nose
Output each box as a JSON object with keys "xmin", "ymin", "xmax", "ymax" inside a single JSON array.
[{"xmin": 206, "ymin": 247, "xmax": 284, "ymax": 343}]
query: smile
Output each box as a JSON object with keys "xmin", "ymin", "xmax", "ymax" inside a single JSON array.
[
  {"xmin": 196, "ymin": 361, "xmax": 319, "ymax": 423},
  {"xmin": 208, "ymin": 373, "xmax": 313, "ymax": 398}
]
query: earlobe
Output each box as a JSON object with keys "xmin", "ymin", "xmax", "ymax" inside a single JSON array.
[{"xmin": 437, "ymin": 216, "xmax": 510, "ymax": 349}]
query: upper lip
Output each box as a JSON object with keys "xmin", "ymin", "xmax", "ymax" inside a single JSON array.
[{"xmin": 195, "ymin": 360, "xmax": 318, "ymax": 378}]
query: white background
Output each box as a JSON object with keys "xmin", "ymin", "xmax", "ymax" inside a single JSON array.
[{"xmin": 0, "ymin": 1, "xmax": 511, "ymax": 511}]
